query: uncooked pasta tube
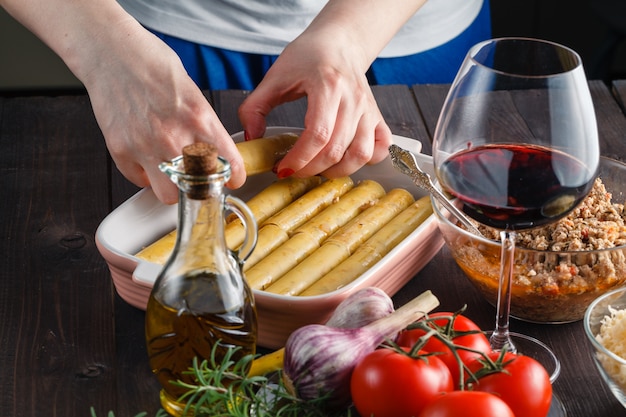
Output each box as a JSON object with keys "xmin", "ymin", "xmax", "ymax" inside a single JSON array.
[
  {"xmin": 225, "ymin": 176, "xmax": 322, "ymax": 249},
  {"xmin": 266, "ymin": 189, "xmax": 415, "ymax": 296},
  {"xmin": 244, "ymin": 180, "xmax": 386, "ymax": 290},
  {"xmin": 236, "ymin": 132, "xmax": 299, "ymax": 176},
  {"xmin": 134, "ymin": 176, "xmax": 321, "ymax": 263},
  {"xmin": 299, "ymin": 195, "xmax": 433, "ymax": 296},
  {"xmin": 242, "ymin": 177, "xmax": 354, "ymax": 269}
]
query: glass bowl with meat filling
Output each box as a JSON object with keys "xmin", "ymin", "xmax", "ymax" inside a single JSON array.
[{"xmin": 433, "ymin": 156, "xmax": 626, "ymax": 323}]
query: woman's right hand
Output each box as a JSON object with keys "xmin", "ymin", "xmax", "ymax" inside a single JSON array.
[
  {"xmin": 1, "ymin": 0, "xmax": 246, "ymax": 204},
  {"xmin": 78, "ymin": 19, "xmax": 245, "ymax": 204}
]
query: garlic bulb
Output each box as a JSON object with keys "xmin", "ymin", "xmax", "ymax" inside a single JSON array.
[
  {"xmin": 326, "ymin": 287, "xmax": 394, "ymax": 328},
  {"xmin": 283, "ymin": 290, "xmax": 440, "ymax": 408},
  {"xmin": 248, "ymin": 287, "xmax": 394, "ymax": 377}
]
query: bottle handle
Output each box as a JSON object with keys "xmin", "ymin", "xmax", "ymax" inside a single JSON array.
[{"xmin": 225, "ymin": 195, "xmax": 258, "ymax": 264}]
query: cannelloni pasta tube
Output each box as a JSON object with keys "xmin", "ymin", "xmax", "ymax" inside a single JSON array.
[
  {"xmin": 243, "ymin": 177, "xmax": 354, "ymax": 269},
  {"xmin": 236, "ymin": 132, "xmax": 299, "ymax": 176},
  {"xmin": 266, "ymin": 188, "xmax": 415, "ymax": 296},
  {"xmin": 225, "ymin": 176, "xmax": 322, "ymax": 249},
  {"xmin": 244, "ymin": 180, "xmax": 386, "ymax": 289},
  {"xmin": 300, "ymin": 195, "xmax": 433, "ymax": 296},
  {"xmin": 134, "ymin": 176, "xmax": 321, "ymax": 263}
]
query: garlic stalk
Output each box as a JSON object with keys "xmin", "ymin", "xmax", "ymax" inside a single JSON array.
[{"xmin": 282, "ymin": 290, "xmax": 440, "ymax": 409}]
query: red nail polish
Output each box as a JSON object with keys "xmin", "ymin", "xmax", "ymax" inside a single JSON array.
[
  {"xmin": 244, "ymin": 130, "xmax": 251, "ymax": 141},
  {"xmin": 277, "ymin": 168, "xmax": 295, "ymax": 179}
]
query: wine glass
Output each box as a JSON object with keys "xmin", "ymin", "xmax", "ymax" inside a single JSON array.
[{"xmin": 432, "ymin": 37, "xmax": 600, "ymax": 354}]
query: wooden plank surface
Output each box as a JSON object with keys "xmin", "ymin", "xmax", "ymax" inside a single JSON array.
[
  {"xmin": 2, "ymin": 84, "xmax": 625, "ymax": 417},
  {"xmin": 611, "ymin": 80, "xmax": 626, "ymax": 111},
  {"xmin": 411, "ymin": 83, "xmax": 449, "ymax": 141},
  {"xmin": 371, "ymin": 84, "xmax": 432, "ymax": 153},
  {"xmin": 0, "ymin": 95, "xmax": 117, "ymax": 416},
  {"xmin": 590, "ymin": 80, "xmax": 626, "ymax": 160}
]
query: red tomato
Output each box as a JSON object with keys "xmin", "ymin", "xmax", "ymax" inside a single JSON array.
[
  {"xmin": 418, "ymin": 391, "xmax": 515, "ymax": 417},
  {"xmin": 465, "ymin": 351, "xmax": 553, "ymax": 417},
  {"xmin": 396, "ymin": 312, "xmax": 492, "ymax": 387},
  {"xmin": 350, "ymin": 347, "xmax": 454, "ymax": 417}
]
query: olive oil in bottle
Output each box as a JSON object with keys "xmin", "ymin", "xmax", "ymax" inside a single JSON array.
[
  {"xmin": 145, "ymin": 143, "xmax": 258, "ymax": 416},
  {"xmin": 146, "ymin": 271, "xmax": 257, "ymax": 403}
]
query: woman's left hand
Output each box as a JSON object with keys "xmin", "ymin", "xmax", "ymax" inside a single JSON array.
[{"xmin": 238, "ymin": 28, "xmax": 392, "ymax": 180}]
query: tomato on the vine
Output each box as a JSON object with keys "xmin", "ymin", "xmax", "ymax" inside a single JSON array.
[
  {"xmin": 396, "ymin": 312, "xmax": 492, "ymax": 387},
  {"xmin": 418, "ymin": 391, "xmax": 515, "ymax": 417},
  {"xmin": 350, "ymin": 347, "xmax": 453, "ymax": 417},
  {"xmin": 465, "ymin": 350, "xmax": 553, "ymax": 417}
]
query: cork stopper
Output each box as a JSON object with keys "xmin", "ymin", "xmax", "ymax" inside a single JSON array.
[
  {"xmin": 183, "ymin": 143, "xmax": 219, "ymax": 175},
  {"xmin": 182, "ymin": 143, "xmax": 218, "ymax": 199}
]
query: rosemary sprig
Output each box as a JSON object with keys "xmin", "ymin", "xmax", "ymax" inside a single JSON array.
[{"xmin": 89, "ymin": 343, "xmax": 355, "ymax": 417}]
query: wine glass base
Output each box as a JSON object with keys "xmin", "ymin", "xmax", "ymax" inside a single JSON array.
[
  {"xmin": 484, "ymin": 331, "xmax": 561, "ymax": 383},
  {"xmin": 549, "ymin": 393, "xmax": 567, "ymax": 417}
]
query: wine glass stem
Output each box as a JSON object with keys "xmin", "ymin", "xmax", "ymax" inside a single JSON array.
[{"xmin": 491, "ymin": 229, "xmax": 517, "ymax": 353}]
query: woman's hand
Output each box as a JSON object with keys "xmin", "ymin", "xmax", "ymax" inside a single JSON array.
[
  {"xmin": 238, "ymin": 0, "xmax": 426, "ymax": 180},
  {"xmin": 80, "ymin": 20, "xmax": 245, "ymax": 204},
  {"xmin": 1, "ymin": 0, "xmax": 246, "ymax": 204},
  {"xmin": 239, "ymin": 29, "xmax": 392, "ymax": 180}
]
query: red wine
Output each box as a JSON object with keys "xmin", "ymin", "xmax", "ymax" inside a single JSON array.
[{"xmin": 438, "ymin": 144, "xmax": 596, "ymax": 230}]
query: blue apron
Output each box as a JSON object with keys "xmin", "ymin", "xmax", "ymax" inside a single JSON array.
[{"xmin": 150, "ymin": 0, "xmax": 491, "ymax": 89}]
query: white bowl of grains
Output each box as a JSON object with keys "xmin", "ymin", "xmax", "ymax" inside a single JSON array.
[{"xmin": 584, "ymin": 286, "xmax": 626, "ymax": 409}]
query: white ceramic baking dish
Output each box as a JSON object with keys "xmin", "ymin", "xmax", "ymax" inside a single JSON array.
[{"xmin": 96, "ymin": 127, "xmax": 443, "ymax": 348}]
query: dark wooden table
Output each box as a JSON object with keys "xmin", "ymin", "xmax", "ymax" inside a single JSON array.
[{"xmin": 3, "ymin": 81, "xmax": 626, "ymax": 416}]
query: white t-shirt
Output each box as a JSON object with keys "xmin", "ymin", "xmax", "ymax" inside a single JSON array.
[{"xmin": 117, "ymin": 0, "xmax": 484, "ymax": 58}]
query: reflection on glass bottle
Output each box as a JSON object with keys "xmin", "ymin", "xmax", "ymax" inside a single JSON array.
[{"xmin": 145, "ymin": 143, "xmax": 258, "ymax": 416}]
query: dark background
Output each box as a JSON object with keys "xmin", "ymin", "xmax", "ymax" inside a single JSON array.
[{"xmin": 1, "ymin": 0, "xmax": 625, "ymax": 91}]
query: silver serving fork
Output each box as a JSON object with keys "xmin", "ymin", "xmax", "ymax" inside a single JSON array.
[{"xmin": 389, "ymin": 144, "xmax": 483, "ymax": 237}]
